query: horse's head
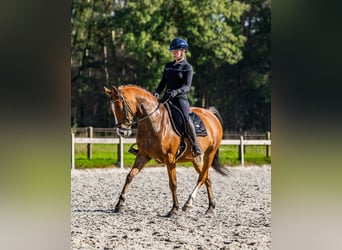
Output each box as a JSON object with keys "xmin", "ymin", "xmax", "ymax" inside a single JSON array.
[{"xmin": 104, "ymin": 85, "xmax": 134, "ymax": 137}]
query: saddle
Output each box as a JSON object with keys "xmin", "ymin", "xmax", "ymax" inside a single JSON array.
[
  {"xmin": 164, "ymin": 101, "xmax": 207, "ymax": 137},
  {"xmin": 164, "ymin": 101, "xmax": 207, "ymax": 160}
]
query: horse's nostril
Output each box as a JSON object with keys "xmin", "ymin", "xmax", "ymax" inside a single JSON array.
[
  {"xmin": 116, "ymin": 128, "xmax": 132, "ymax": 137},
  {"xmin": 116, "ymin": 128, "xmax": 123, "ymax": 136}
]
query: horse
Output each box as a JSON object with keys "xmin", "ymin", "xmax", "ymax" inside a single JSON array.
[{"xmin": 104, "ymin": 84, "xmax": 229, "ymax": 217}]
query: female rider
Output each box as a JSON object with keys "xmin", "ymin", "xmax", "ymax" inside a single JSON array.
[{"xmin": 154, "ymin": 38, "xmax": 202, "ymax": 157}]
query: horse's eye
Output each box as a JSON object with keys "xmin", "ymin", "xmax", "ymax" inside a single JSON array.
[{"xmin": 119, "ymin": 103, "xmax": 124, "ymax": 110}]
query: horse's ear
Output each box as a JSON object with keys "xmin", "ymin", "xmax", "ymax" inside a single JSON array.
[
  {"xmin": 104, "ymin": 86, "xmax": 112, "ymax": 96},
  {"xmin": 112, "ymin": 85, "xmax": 119, "ymax": 92}
]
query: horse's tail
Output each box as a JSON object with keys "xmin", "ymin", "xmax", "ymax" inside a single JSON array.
[
  {"xmin": 208, "ymin": 106, "xmax": 231, "ymax": 176},
  {"xmin": 212, "ymin": 148, "xmax": 230, "ymax": 176}
]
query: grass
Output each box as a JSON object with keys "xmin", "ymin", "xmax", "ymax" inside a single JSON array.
[{"xmin": 75, "ymin": 144, "xmax": 271, "ymax": 169}]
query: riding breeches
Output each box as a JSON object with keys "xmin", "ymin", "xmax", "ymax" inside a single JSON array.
[
  {"xmin": 170, "ymin": 98, "xmax": 197, "ymax": 145},
  {"xmin": 170, "ymin": 97, "xmax": 190, "ymax": 120}
]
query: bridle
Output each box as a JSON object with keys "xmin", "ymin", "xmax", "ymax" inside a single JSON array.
[{"xmin": 111, "ymin": 89, "xmax": 162, "ymax": 129}]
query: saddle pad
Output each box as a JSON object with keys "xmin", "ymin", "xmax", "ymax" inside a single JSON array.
[
  {"xmin": 190, "ymin": 112, "xmax": 207, "ymax": 136},
  {"xmin": 165, "ymin": 102, "xmax": 208, "ymax": 137}
]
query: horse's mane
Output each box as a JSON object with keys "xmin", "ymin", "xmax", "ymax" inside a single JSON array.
[{"xmin": 119, "ymin": 84, "xmax": 153, "ymax": 97}]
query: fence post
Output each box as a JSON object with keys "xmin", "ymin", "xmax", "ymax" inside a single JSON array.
[
  {"xmin": 243, "ymin": 131, "xmax": 247, "ymax": 152},
  {"xmin": 266, "ymin": 131, "xmax": 271, "ymax": 157},
  {"xmin": 87, "ymin": 126, "xmax": 93, "ymax": 159},
  {"xmin": 239, "ymin": 135, "xmax": 245, "ymax": 166},
  {"xmin": 71, "ymin": 133, "xmax": 75, "ymax": 170},
  {"xmin": 117, "ymin": 136, "xmax": 124, "ymax": 169}
]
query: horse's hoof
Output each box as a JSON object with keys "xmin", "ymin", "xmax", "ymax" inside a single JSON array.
[
  {"xmin": 182, "ymin": 205, "xmax": 192, "ymax": 213},
  {"xmin": 114, "ymin": 205, "xmax": 124, "ymax": 213},
  {"xmin": 165, "ymin": 210, "xmax": 178, "ymax": 218},
  {"xmin": 205, "ymin": 207, "xmax": 216, "ymax": 216}
]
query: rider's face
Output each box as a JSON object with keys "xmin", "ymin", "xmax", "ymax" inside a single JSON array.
[{"xmin": 171, "ymin": 49, "xmax": 183, "ymax": 61}]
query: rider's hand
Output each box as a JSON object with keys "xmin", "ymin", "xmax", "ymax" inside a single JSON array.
[{"xmin": 167, "ymin": 89, "xmax": 178, "ymax": 98}]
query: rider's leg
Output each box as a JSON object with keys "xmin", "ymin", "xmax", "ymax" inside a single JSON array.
[
  {"xmin": 185, "ymin": 117, "xmax": 203, "ymax": 157},
  {"xmin": 172, "ymin": 98, "xmax": 202, "ymax": 157}
]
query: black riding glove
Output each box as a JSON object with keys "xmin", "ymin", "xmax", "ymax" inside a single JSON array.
[{"xmin": 167, "ymin": 89, "xmax": 178, "ymax": 98}]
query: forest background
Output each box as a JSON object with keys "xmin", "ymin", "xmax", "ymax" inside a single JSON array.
[{"xmin": 71, "ymin": 0, "xmax": 271, "ymax": 132}]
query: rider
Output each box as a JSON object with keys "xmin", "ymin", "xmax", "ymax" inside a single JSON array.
[{"xmin": 154, "ymin": 38, "xmax": 202, "ymax": 157}]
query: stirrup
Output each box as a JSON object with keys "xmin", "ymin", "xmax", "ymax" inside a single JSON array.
[
  {"xmin": 128, "ymin": 143, "xmax": 139, "ymax": 156},
  {"xmin": 175, "ymin": 139, "xmax": 187, "ymax": 161}
]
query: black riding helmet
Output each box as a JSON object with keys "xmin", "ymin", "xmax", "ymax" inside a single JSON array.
[{"xmin": 168, "ymin": 38, "xmax": 188, "ymax": 51}]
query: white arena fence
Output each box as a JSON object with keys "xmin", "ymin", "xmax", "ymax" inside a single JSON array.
[{"xmin": 71, "ymin": 127, "xmax": 271, "ymax": 169}]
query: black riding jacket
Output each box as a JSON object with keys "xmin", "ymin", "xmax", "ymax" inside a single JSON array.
[{"xmin": 155, "ymin": 60, "xmax": 193, "ymax": 100}]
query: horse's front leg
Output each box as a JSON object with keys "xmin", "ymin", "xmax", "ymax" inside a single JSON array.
[
  {"xmin": 114, "ymin": 154, "xmax": 150, "ymax": 213},
  {"xmin": 166, "ymin": 164, "xmax": 179, "ymax": 217}
]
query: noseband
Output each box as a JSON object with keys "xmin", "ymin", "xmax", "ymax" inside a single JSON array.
[{"xmin": 111, "ymin": 89, "xmax": 161, "ymax": 129}]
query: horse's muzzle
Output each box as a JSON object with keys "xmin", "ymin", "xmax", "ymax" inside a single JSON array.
[{"xmin": 116, "ymin": 127, "xmax": 132, "ymax": 137}]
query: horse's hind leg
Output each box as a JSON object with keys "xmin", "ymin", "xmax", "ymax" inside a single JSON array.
[
  {"xmin": 114, "ymin": 154, "xmax": 150, "ymax": 213},
  {"xmin": 183, "ymin": 170, "xmax": 216, "ymax": 215},
  {"xmin": 182, "ymin": 169, "xmax": 208, "ymax": 213},
  {"xmin": 182, "ymin": 158, "xmax": 208, "ymax": 213},
  {"xmin": 204, "ymin": 176, "xmax": 216, "ymax": 214},
  {"xmin": 183, "ymin": 154, "xmax": 216, "ymax": 214}
]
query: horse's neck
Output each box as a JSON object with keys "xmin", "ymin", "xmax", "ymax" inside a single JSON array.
[
  {"xmin": 135, "ymin": 97, "xmax": 169, "ymax": 134},
  {"xmin": 135, "ymin": 96, "xmax": 158, "ymax": 117}
]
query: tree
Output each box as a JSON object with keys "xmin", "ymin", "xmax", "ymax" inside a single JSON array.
[
  {"xmin": 111, "ymin": 0, "xmax": 249, "ymax": 96},
  {"xmin": 71, "ymin": 0, "xmax": 127, "ymax": 127},
  {"xmin": 236, "ymin": 0, "xmax": 271, "ymax": 131},
  {"xmin": 71, "ymin": 0, "xmax": 271, "ymax": 132}
]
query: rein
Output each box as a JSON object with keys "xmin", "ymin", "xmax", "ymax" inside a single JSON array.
[{"xmin": 111, "ymin": 89, "xmax": 164, "ymax": 128}]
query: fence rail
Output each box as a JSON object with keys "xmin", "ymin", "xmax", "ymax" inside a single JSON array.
[
  {"xmin": 71, "ymin": 133, "xmax": 271, "ymax": 169},
  {"xmin": 71, "ymin": 127, "xmax": 270, "ymax": 140}
]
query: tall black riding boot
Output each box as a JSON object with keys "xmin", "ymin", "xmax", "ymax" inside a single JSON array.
[{"xmin": 185, "ymin": 118, "xmax": 203, "ymax": 157}]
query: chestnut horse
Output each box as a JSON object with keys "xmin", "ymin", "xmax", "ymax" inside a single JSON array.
[{"xmin": 104, "ymin": 84, "xmax": 229, "ymax": 216}]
